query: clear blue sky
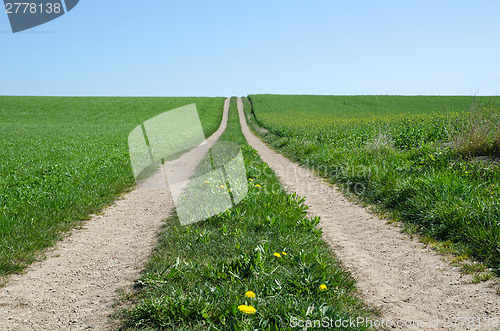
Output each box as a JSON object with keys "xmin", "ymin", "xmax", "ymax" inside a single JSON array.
[{"xmin": 1, "ymin": 0, "xmax": 499, "ymax": 97}]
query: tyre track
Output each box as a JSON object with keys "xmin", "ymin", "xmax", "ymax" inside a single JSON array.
[
  {"xmin": 237, "ymin": 97, "xmax": 498, "ymax": 331},
  {"xmin": 0, "ymin": 99, "xmax": 230, "ymax": 330}
]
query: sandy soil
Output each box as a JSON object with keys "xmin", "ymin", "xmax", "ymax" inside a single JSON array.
[
  {"xmin": 237, "ymin": 98, "xmax": 499, "ymax": 331},
  {"xmin": 0, "ymin": 99, "xmax": 230, "ymax": 330}
]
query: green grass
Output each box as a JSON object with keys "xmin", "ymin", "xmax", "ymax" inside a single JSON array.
[
  {"xmin": 0, "ymin": 96, "xmax": 224, "ymax": 277},
  {"xmin": 246, "ymin": 95, "xmax": 500, "ymax": 274},
  {"xmin": 118, "ymin": 98, "xmax": 372, "ymax": 330},
  {"xmin": 454, "ymin": 103, "xmax": 500, "ymax": 157}
]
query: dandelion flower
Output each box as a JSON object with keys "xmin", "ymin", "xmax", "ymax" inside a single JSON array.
[
  {"xmin": 273, "ymin": 253, "xmax": 281, "ymax": 258},
  {"xmin": 319, "ymin": 284, "xmax": 327, "ymax": 291},
  {"xmin": 245, "ymin": 291, "xmax": 256, "ymax": 298},
  {"xmin": 249, "ymin": 178, "xmax": 253, "ymax": 181},
  {"xmin": 282, "ymin": 252, "xmax": 287, "ymax": 256},
  {"xmin": 204, "ymin": 181, "xmax": 209, "ymax": 183},
  {"xmin": 238, "ymin": 305, "xmax": 256, "ymax": 314},
  {"xmin": 255, "ymin": 184, "xmax": 261, "ymax": 188}
]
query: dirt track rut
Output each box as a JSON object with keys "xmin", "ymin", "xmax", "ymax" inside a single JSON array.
[
  {"xmin": 0, "ymin": 99, "xmax": 230, "ymax": 330},
  {"xmin": 237, "ymin": 97, "xmax": 499, "ymax": 331}
]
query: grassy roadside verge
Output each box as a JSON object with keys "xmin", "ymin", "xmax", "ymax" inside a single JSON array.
[
  {"xmin": 0, "ymin": 97, "xmax": 224, "ymax": 278},
  {"xmin": 244, "ymin": 95, "xmax": 500, "ymax": 277},
  {"xmin": 117, "ymin": 98, "xmax": 372, "ymax": 330}
]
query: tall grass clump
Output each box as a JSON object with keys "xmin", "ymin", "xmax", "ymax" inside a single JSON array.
[{"xmin": 454, "ymin": 102, "xmax": 500, "ymax": 157}]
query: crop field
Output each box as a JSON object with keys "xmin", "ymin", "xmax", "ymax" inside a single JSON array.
[
  {"xmin": 118, "ymin": 99, "xmax": 371, "ymax": 330},
  {"xmin": 247, "ymin": 95, "xmax": 500, "ymax": 274},
  {"xmin": 0, "ymin": 96, "xmax": 224, "ymax": 277}
]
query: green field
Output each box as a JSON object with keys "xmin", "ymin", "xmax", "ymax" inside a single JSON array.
[
  {"xmin": 118, "ymin": 99, "xmax": 371, "ymax": 330},
  {"xmin": 247, "ymin": 95, "xmax": 500, "ymax": 274},
  {"xmin": 0, "ymin": 96, "xmax": 224, "ymax": 277},
  {"xmin": 3, "ymin": 94, "xmax": 498, "ymax": 328}
]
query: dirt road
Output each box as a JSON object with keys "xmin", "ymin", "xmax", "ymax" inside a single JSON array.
[
  {"xmin": 237, "ymin": 97, "xmax": 498, "ymax": 330},
  {"xmin": 0, "ymin": 99, "xmax": 230, "ymax": 330}
]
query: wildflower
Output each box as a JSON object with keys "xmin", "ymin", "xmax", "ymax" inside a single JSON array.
[
  {"xmin": 319, "ymin": 284, "xmax": 327, "ymax": 291},
  {"xmin": 204, "ymin": 181, "xmax": 209, "ymax": 183},
  {"xmin": 282, "ymin": 252, "xmax": 287, "ymax": 256},
  {"xmin": 245, "ymin": 291, "xmax": 256, "ymax": 298},
  {"xmin": 219, "ymin": 185, "xmax": 225, "ymax": 189},
  {"xmin": 255, "ymin": 184, "xmax": 261, "ymax": 188},
  {"xmin": 249, "ymin": 178, "xmax": 253, "ymax": 181},
  {"xmin": 273, "ymin": 253, "xmax": 281, "ymax": 258},
  {"xmin": 238, "ymin": 305, "xmax": 256, "ymax": 314}
]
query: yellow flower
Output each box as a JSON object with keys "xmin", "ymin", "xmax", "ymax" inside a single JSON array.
[
  {"xmin": 282, "ymin": 252, "xmax": 287, "ymax": 256},
  {"xmin": 219, "ymin": 185, "xmax": 225, "ymax": 189},
  {"xmin": 245, "ymin": 291, "xmax": 256, "ymax": 298},
  {"xmin": 319, "ymin": 284, "xmax": 327, "ymax": 291},
  {"xmin": 204, "ymin": 181, "xmax": 209, "ymax": 183},
  {"xmin": 249, "ymin": 178, "xmax": 253, "ymax": 181},
  {"xmin": 238, "ymin": 305, "xmax": 256, "ymax": 314},
  {"xmin": 273, "ymin": 253, "xmax": 281, "ymax": 258},
  {"xmin": 255, "ymin": 184, "xmax": 261, "ymax": 188}
]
